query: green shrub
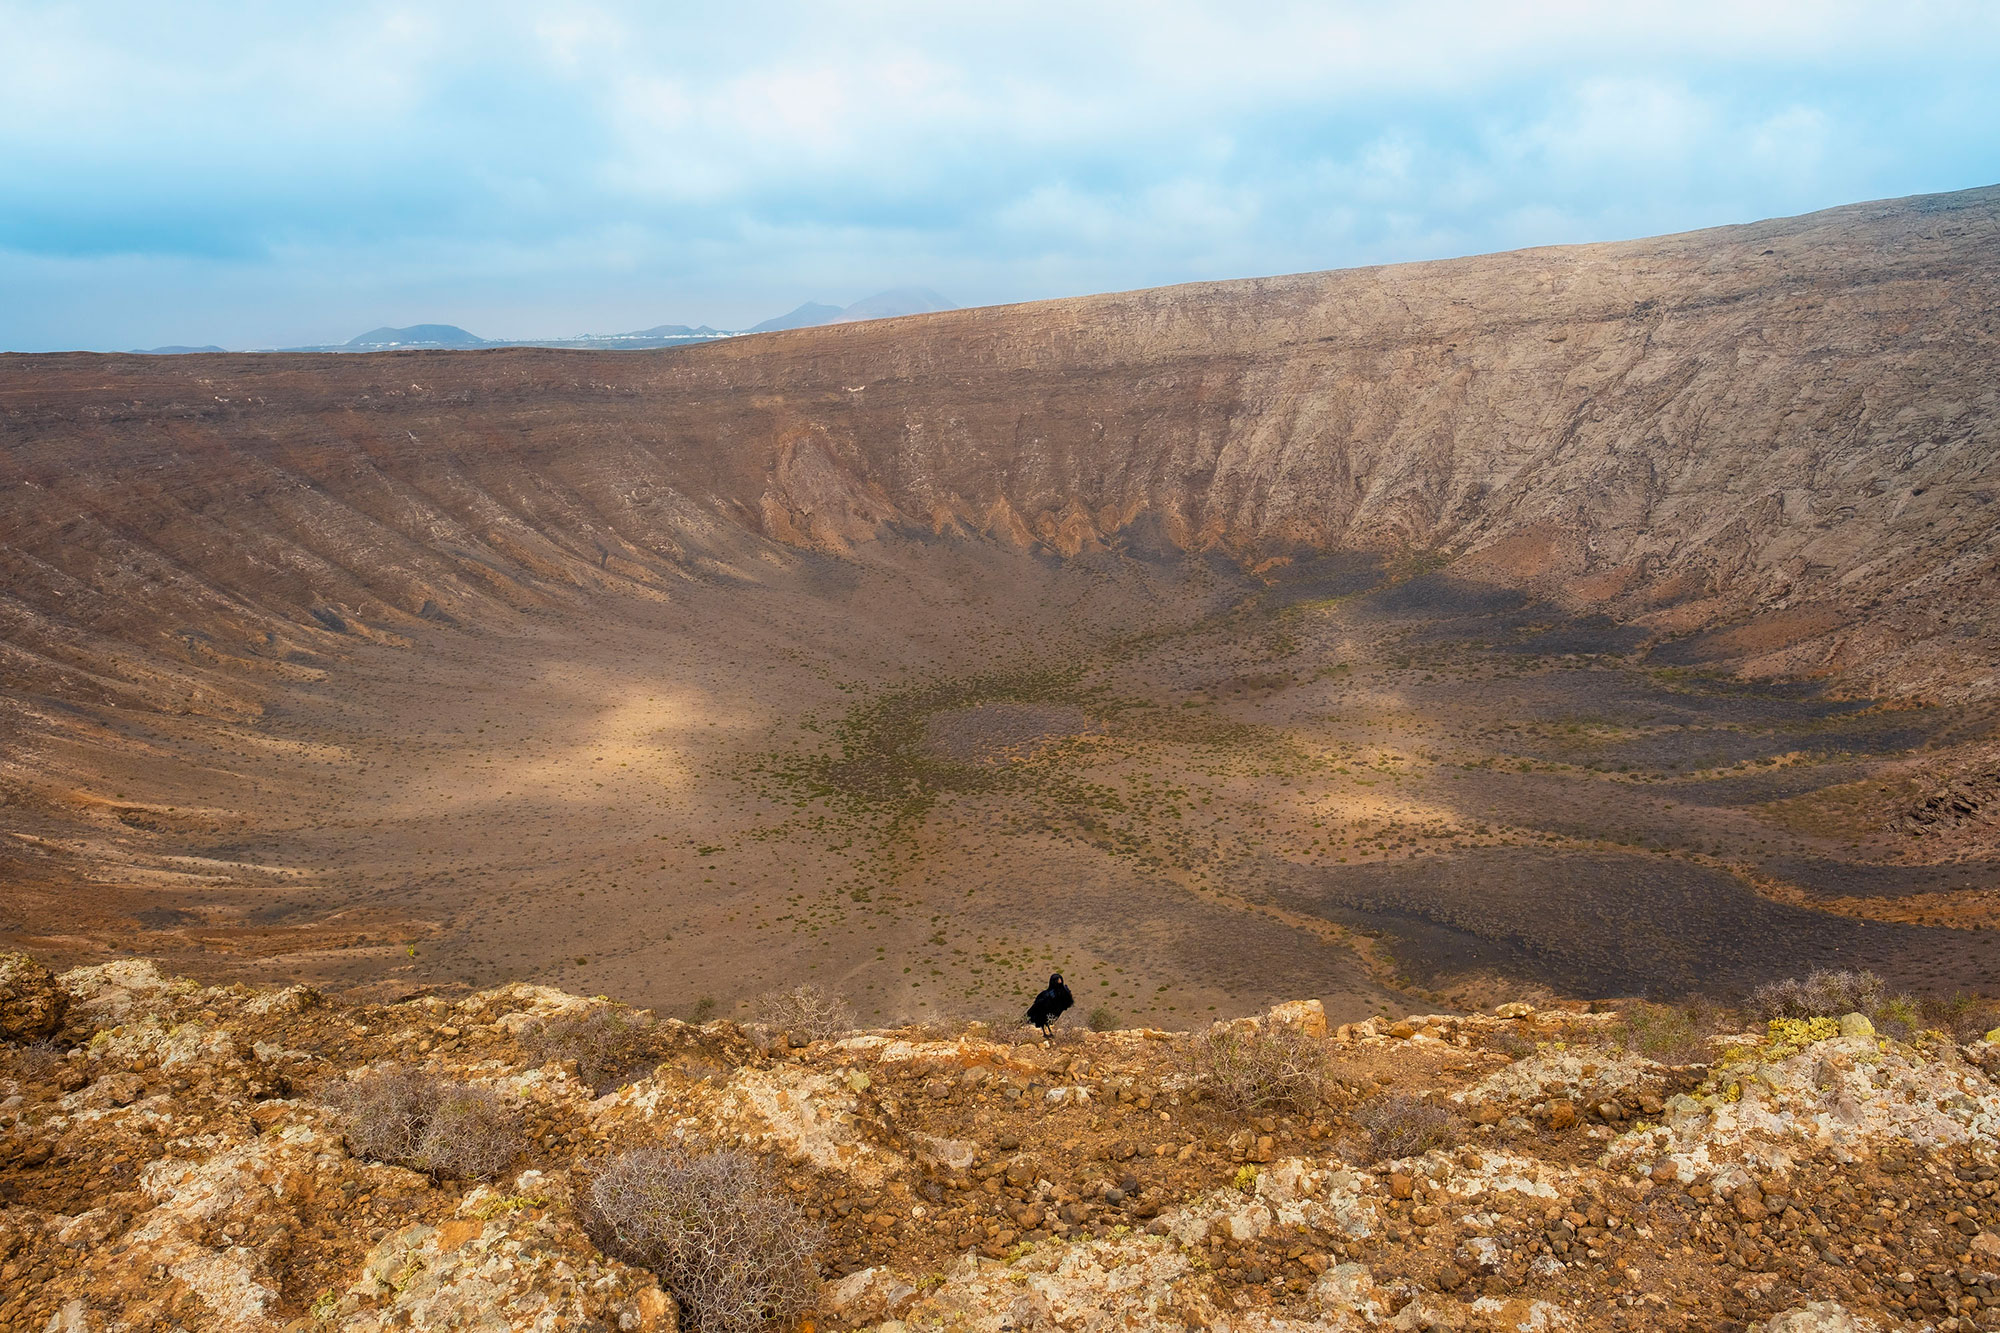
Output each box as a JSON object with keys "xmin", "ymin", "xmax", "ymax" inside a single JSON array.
[
  {"xmin": 1612, "ymin": 998, "xmax": 1725, "ymax": 1064},
  {"xmin": 1913, "ymin": 991, "xmax": 1998, "ymax": 1042}
]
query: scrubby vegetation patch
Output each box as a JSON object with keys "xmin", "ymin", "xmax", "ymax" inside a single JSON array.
[
  {"xmin": 1187, "ymin": 1024, "xmax": 1330, "ymax": 1114},
  {"xmin": 324, "ymin": 1064, "xmax": 523, "ymax": 1180},
  {"xmin": 580, "ymin": 1146, "xmax": 824, "ymax": 1333}
]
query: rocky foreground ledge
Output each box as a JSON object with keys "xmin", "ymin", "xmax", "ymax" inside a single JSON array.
[{"xmin": 4, "ymin": 956, "xmax": 2000, "ymax": 1333}]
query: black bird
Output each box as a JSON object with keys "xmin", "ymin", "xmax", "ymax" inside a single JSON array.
[{"xmin": 1025, "ymin": 973, "xmax": 1073, "ymax": 1034}]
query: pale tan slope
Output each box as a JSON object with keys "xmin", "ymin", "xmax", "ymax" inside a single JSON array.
[
  {"xmin": 688, "ymin": 184, "xmax": 2000, "ymax": 696},
  {"xmin": 2, "ymin": 186, "xmax": 1996, "ymax": 721}
]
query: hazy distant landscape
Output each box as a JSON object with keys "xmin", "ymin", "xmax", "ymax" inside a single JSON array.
[{"xmin": 131, "ymin": 287, "xmax": 960, "ymax": 354}]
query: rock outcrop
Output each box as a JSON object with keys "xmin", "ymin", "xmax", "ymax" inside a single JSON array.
[
  {"xmin": 4, "ymin": 959, "xmax": 1999, "ymax": 1331},
  {"xmin": 0, "ymin": 954, "xmax": 64, "ymax": 1043}
]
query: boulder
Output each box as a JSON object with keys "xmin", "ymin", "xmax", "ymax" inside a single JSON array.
[
  {"xmin": 0, "ymin": 951, "xmax": 65, "ymax": 1041},
  {"xmin": 337, "ymin": 1187, "xmax": 677, "ymax": 1332},
  {"xmin": 1266, "ymin": 999, "xmax": 1329, "ymax": 1038},
  {"xmin": 57, "ymin": 958, "xmax": 174, "ymax": 1024},
  {"xmin": 1764, "ymin": 1300, "xmax": 1877, "ymax": 1332},
  {"xmin": 824, "ymin": 1267, "xmax": 919, "ymax": 1323}
]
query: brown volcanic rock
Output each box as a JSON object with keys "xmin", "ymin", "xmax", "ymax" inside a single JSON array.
[
  {"xmin": 2, "ymin": 185, "xmax": 1997, "ymax": 705},
  {"xmin": 0, "ymin": 951, "xmax": 65, "ymax": 1041},
  {"xmin": 5, "ymin": 968, "xmax": 1999, "ymax": 1332}
]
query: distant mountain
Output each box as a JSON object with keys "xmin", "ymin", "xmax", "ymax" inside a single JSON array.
[
  {"xmin": 233, "ymin": 291, "xmax": 958, "ymax": 354},
  {"xmin": 745, "ymin": 290, "xmax": 957, "ymax": 335},
  {"xmin": 629, "ymin": 324, "xmax": 723, "ymax": 338},
  {"xmin": 130, "ymin": 345, "xmax": 226, "ymax": 355},
  {"xmin": 834, "ymin": 287, "xmax": 957, "ymax": 321},
  {"xmin": 748, "ymin": 302, "xmax": 845, "ymax": 334},
  {"xmin": 345, "ymin": 325, "xmax": 488, "ymax": 350}
]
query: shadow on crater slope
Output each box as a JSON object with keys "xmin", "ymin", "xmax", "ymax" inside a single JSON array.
[{"xmin": 1271, "ymin": 849, "xmax": 1997, "ymax": 1000}]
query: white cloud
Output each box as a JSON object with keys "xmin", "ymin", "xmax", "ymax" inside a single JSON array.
[{"xmin": 1, "ymin": 0, "xmax": 1996, "ymax": 348}]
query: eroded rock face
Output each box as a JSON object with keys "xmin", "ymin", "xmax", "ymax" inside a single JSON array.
[
  {"xmin": 335, "ymin": 1178, "xmax": 674, "ymax": 1333},
  {"xmin": 3, "ymin": 186, "xmax": 1999, "ymax": 721}
]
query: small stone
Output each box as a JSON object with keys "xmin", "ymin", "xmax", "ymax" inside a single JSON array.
[
  {"xmin": 632, "ymin": 1287, "xmax": 674, "ymax": 1331},
  {"xmin": 1388, "ymin": 1021, "xmax": 1418, "ymax": 1039},
  {"xmin": 1496, "ymin": 1002, "xmax": 1535, "ymax": 1020},
  {"xmin": 250, "ymin": 1102, "xmax": 293, "ymax": 1133},
  {"xmin": 85, "ymin": 1072, "xmax": 147, "ymax": 1108},
  {"xmin": 1543, "ymin": 1099, "xmax": 1577, "ymax": 1131},
  {"xmin": 1389, "ymin": 1173, "xmax": 1415, "ymax": 1200},
  {"xmin": 1838, "ymin": 1012, "xmax": 1874, "ymax": 1039},
  {"xmin": 1649, "ymin": 1160, "xmax": 1680, "ymax": 1184}
]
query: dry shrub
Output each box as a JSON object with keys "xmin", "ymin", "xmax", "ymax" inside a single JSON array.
[
  {"xmin": 325, "ymin": 1065, "xmax": 523, "ymax": 1180},
  {"xmin": 5, "ymin": 1040, "xmax": 67, "ymax": 1084},
  {"xmin": 897, "ymin": 1017, "xmax": 955, "ymax": 1042},
  {"xmin": 580, "ymin": 1146, "xmax": 822, "ymax": 1333},
  {"xmin": 1912, "ymin": 992, "xmax": 1999, "ymax": 1043},
  {"xmin": 1087, "ymin": 1006, "xmax": 1121, "ymax": 1032},
  {"xmin": 1046, "ymin": 1021, "xmax": 1089, "ymax": 1047},
  {"xmin": 528, "ymin": 1007, "xmax": 655, "ymax": 1093},
  {"xmin": 1611, "ymin": 998, "xmax": 1726, "ymax": 1065},
  {"xmin": 1748, "ymin": 970, "xmax": 1888, "ymax": 1023},
  {"xmin": 990, "ymin": 1019, "xmax": 1045, "ymax": 1046},
  {"xmin": 1482, "ymin": 1026, "xmax": 1537, "ymax": 1060},
  {"xmin": 327, "ymin": 1064, "xmax": 430, "ymax": 1163},
  {"xmin": 754, "ymin": 984, "xmax": 853, "ymax": 1044},
  {"xmin": 1189, "ymin": 1023, "xmax": 1330, "ymax": 1114},
  {"xmin": 415, "ymin": 1084, "xmax": 525, "ymax": 1180},
  {"xmin": 1746, "ymin": 970, "xmax": 1999, "ymax": 1043},
  {"xmin": 1353, "ymin": 1093, "xmax": 1459, "ymax": 1164}
]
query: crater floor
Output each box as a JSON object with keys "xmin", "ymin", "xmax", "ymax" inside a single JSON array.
[{"xmin": 6, "ymin": 539, "xmax": 1993, "ymax": 1024}]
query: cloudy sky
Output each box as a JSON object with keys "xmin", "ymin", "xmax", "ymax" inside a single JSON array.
[{"xmin": 5, "ymin": 1, "xmax": 1997, "ymax": 351}]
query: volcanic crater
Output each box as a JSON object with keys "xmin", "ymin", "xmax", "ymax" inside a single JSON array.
[{"xmin": 2, "ymin": 186, "xmax": 1998, "ymax": 1023}]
